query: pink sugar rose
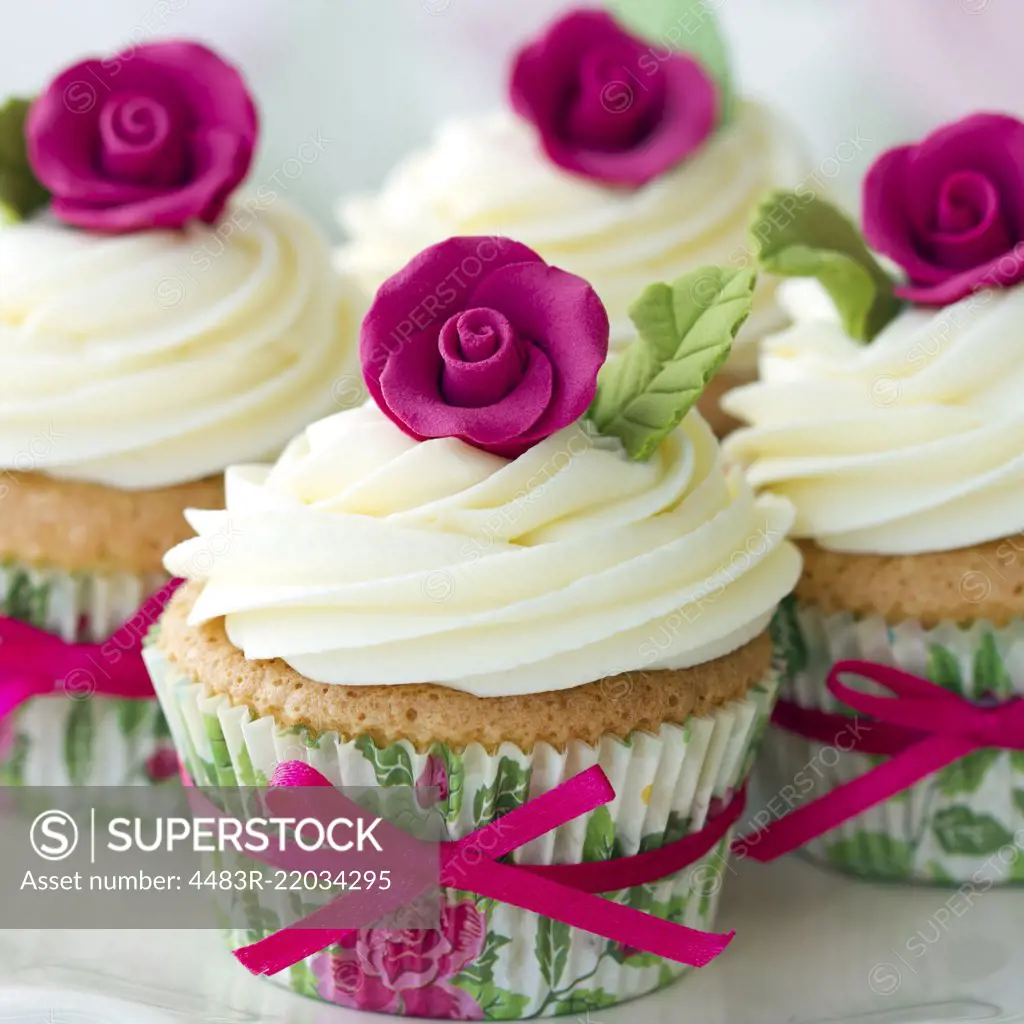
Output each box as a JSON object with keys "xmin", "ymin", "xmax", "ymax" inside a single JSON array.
[
  {"xmin": 510, "ymin": 8, "xmax": 717, "ymax": 187},
  {"xmin": 863, "ymin": 113, "xmax": 1024, "ymax": 304},
  {"xmin": 27, "ymin": 40, "xmax": 257, "ymax": 232},
  {"xmin": 361, "ymin": 236, "xmax": 608, "ymax": 458},
  {"xmin": 314, "ymin": 899, "xmax": 487, "ymax": 1020}
]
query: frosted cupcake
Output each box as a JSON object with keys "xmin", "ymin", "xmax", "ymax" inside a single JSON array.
[
  {"xmin": 338, "ymin": 6, "xmax": 810, "ymax": 434},
  {"xmin": 145, "ymin": 237, "xmax": 801, "ymax": 1018},
  {"xmin": 0, "ymin": 41, "xmax": 359, "ymax": 785},
  {"xmin": 723, "ymin": 113, "xmax": 1024, "ymax": 884}
]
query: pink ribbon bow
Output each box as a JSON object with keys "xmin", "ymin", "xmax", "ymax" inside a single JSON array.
[
  {"xmin": 0, "ymin": 578, "xmax": 183, "ymax": 720},
  {"xmin": 735, "ymin": 659, "xmax": 1024, "ymax": 861},
  {"xmin": 234, "ymin": 760, "xmax": 744, "ymax": 977}
]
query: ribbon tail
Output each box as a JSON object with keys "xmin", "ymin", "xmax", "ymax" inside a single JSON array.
[
  {"xmin": 734, "ymin": 734, "xmax": 974, "ymax": 862},
  {"xmin": 458, "ymin": 859, "xmax": 732, "ymax": 968},
  {"xmin": 235, "ymin": 928, "xmax": 348, "ymax": 976},
  {"xmin": 234, "ymin": 862, "xmax": 435, "ymax": 976}
]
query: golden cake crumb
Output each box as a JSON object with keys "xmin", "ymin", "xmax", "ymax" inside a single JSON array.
[
  {"xmin": 796, "ymin": 537, "xmax": 1024, "ymax": 627},
  {"xmin": 157, "ymin": 581, "xmax": 773, "ymax": 752},
  {"xmin": 0, "ymin": 471, "xmax": 224, "ymax": 575}
]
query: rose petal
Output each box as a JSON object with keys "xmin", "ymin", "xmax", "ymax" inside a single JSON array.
[
  {"xmin": 49, "ymin": 127, "xmax": 248, "ymax": 231},
  {"xmin": 467, "ymin": 260, "xmax": 608, "ymax": 441},
  {"xmin": 403, "ymin": 983, "xmax": 484, "ymax": 1021},
  {"xmin": 903, "ymin": 113, "xmax": 1024, "ymax": 239},
  {"xmin": 564, "ymin": 41, "xmax": 665, "ymax": 151},
  {"xmin": 926, "ymin": 170, "xmax": 1012, "ymax": 270},
  {"xmin": 550, "ymin": 52, "xmax": 717, "ymax": 187},
  {"xmin": 896, "ymin": 250, "xmax": 1024, "ymax": 304},
  {"xmin": 510, "ymin": 9, "xmax": 717, "ymax": 187},
  {"xmin": 864, "ymin": 114, "xmax": 1024, "ymax": 299},
  {"xmin": 98, "ymin": 94, "xmax": 186, "ymax": 187},
  {"xmin": 379, "ymin": 331, "xmax": 553, "ymax": 450},
  {"xmin": 361, "ymin": 236, "xmax": 543, "ymax": 434},
  {"xmin": 26, "ymin": 40, "xmax": 257, "ymax": 232},
  {"xmin": 510, "ymin": 10, "xmax": 635, "ymax": 131},
  {"xmin": 439, "ymin": 309, "xmax": 527, "ymax": 407},
  {"xmin": 863, "ymin": 145, "xmax": 951, "ymax": 285}
]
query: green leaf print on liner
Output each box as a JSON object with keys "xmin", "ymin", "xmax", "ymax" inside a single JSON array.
[
  {"xmin": 115, "ymin": 698, "xmax": 150, "ymax": 737},
  {"xmin": 0, "ymin": 733, "xmax": 30, "ymax": 786},
  {"xmin": 932, "ymin": 806, "xmax": 1013, "ymax": 856},
  {"xmin": 1012, "ymin": 751, "xmax": 1024, "ymax": 774},
  {"xmin": 451, "ymin": 980, "xmax": 530, "ymax": 1021},
  {"xmin": 582, "ymin": 805, "xmax": 616, "ymax": 862},
  {"xmin": 472, "ymin": 757, "xmax": 531, "ymax": 826},
  {"xmin": 926, "ymin": 644, "xmax": 964, "ymax": 694},
  {"xmin": 937, "ymin": 748, "xmax": 1000, "ymax": 797},
  {"xmin": 1013, "ymin": 790, "xmax": 1024, "ymax": 817},
  {"xmin": 63, "ymin": 699, "xmax": 94, "ymax": 786},
  {"xmin": 768, "ymin": 595, "xmax": 807, "ymax": 682},
  {"xmin": 972, "ymin": 632, "xmax": 1013, "ymax": 699},
  {"xmin": 556, "ymin": 988, "xmax": 621, "ymax": 1013},
  {"xmin": 535, "ymin": 916, "xmax": 572, "ymax": 988},
  {"xmin": 457, "ymin": 932, "xmax": 511, "ymax": 989},
  {"xmin": 2, "ymin": 565, "xmax": 52, "ymax": 627},
  {"xmin": 354, "ymin": 735, "xmax": 415, "ymax": 788},
  {"xmin": 926, "ymin": 860, "xmax": 957, "ymax": 884},
  {"xmin": 825, "ymin": 833, "xmax": 912, "ymax": 878},
  {"xmin": 430, "ymin": 743, "xmax": 465, "ymax": 822}
]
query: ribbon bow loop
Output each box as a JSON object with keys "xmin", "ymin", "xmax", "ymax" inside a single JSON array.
[
  {"xmin": 828, "ymin": 659, "xmax": 1024, "ymax": 749},
  {"xmin": 737, "ymin": 656, "xmax": 1024, "ymax": 863}
]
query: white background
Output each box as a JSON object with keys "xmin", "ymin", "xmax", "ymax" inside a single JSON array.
[{"xmin": 3, "ymin": 0, "xmax": 1022, "ymax": 234}]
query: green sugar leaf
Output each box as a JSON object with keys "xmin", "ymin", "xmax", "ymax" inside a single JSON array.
[
  {"xmin": 610, "ymin": 0, "xmax": 734, "ymax": 125},
  {"xmin": 0, "ymin": 97, "xmax": 49, "ymax": 221},
  {"xmin": 751, "ymin": 190, "xmax": 901, "ymax": 342},
  {"xmin": 588, "ymin": 265, "xmax": 755, "ymax": 459}
]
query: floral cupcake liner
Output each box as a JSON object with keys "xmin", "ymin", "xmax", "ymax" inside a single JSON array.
[
  {"xmin": 145, "ymin": 637, "xmax": 780, "ymax": 1020},
  {"xmin": 0, "ymin": 559, "xmax": 177, "ymax": 786},
  {"xmin": 758, "ymin": 596, "xmax": 1024, "ymax": 884}
]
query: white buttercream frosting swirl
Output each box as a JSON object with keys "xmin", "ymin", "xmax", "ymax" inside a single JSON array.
[
  {"xmin": 0, "ymin": 198, "xmax": 361, "ymax": 490},
  {"xmin": 338, "ymin": 102, "xmax": 808, "ymax": 369},
  {"xmin": 165, "ymin": 403, "xmax": 800, "ymax": 696},
  {"xmin": 723, "ymin": 280, "xmax": 1024, "ymax": 554}
]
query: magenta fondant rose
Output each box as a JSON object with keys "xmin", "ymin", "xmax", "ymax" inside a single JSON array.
[
  {"xmin": 361, "ymin": 236, "xmax": 609, "ymax": 458},
  {"xmin": 864, "ymin": 113, "xmax": 1024, "ymax": 304},
  {"xmin": 27, "ymin": 40, "xmax": 257, "ymax": 232},
  {"xmin": 510, "ymin": 8, "xmax": 717, "ymax": 187},
  {"xmin": 314, "ymin": 899, "xmax": 487, "ymax": 1019}
]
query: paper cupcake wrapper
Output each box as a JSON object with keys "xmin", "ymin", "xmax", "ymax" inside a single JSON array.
[
  {"xmin": 757, "ymin": 597, "xmax": 1024, "ymax": 884},
  {"xmin": 0, "ymin": 559, "xmax": 177, "ymax": 786},
  {"xmin": 145, "ymin": 639, "xmax": 779, "ymax": 1020}
]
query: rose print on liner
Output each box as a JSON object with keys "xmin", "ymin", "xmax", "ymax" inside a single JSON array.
[
  {"xmin": 313, "ymin": 899, "xmax": 487, "ymax": 1020},
  {"xmin": 26, "ymin": 40, "xmax": 257, "ymax": 232},
  {"xmin": 416, "ymin": 753, "xmax": 450, "ymax": 809},
  {"xmin": 863, "ymin": 113, "xmax": 1024, "ymax": 305},
  {"xmin": 360, "ymin": 236, "xmax": 609, "ymax": 458},
  {"xmin": 510, "ymin": 9, "xmax": 717, "ymax": 187}
]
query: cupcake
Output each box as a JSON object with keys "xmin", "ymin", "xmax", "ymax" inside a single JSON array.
[
  {"xmin": 338, "ymin": 6, "xmax": 812, "ymax": 435},
  {"xmin": 0, "ymin": 42, "xmax": 359, "ymax": 785},
  {"xmin": 722, "ymin": 113, "xmax": 1024, "ymax": 884},
  {"xmin": 144, "ymin": 237, "xmax": 801, "ymax": 1018}
]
